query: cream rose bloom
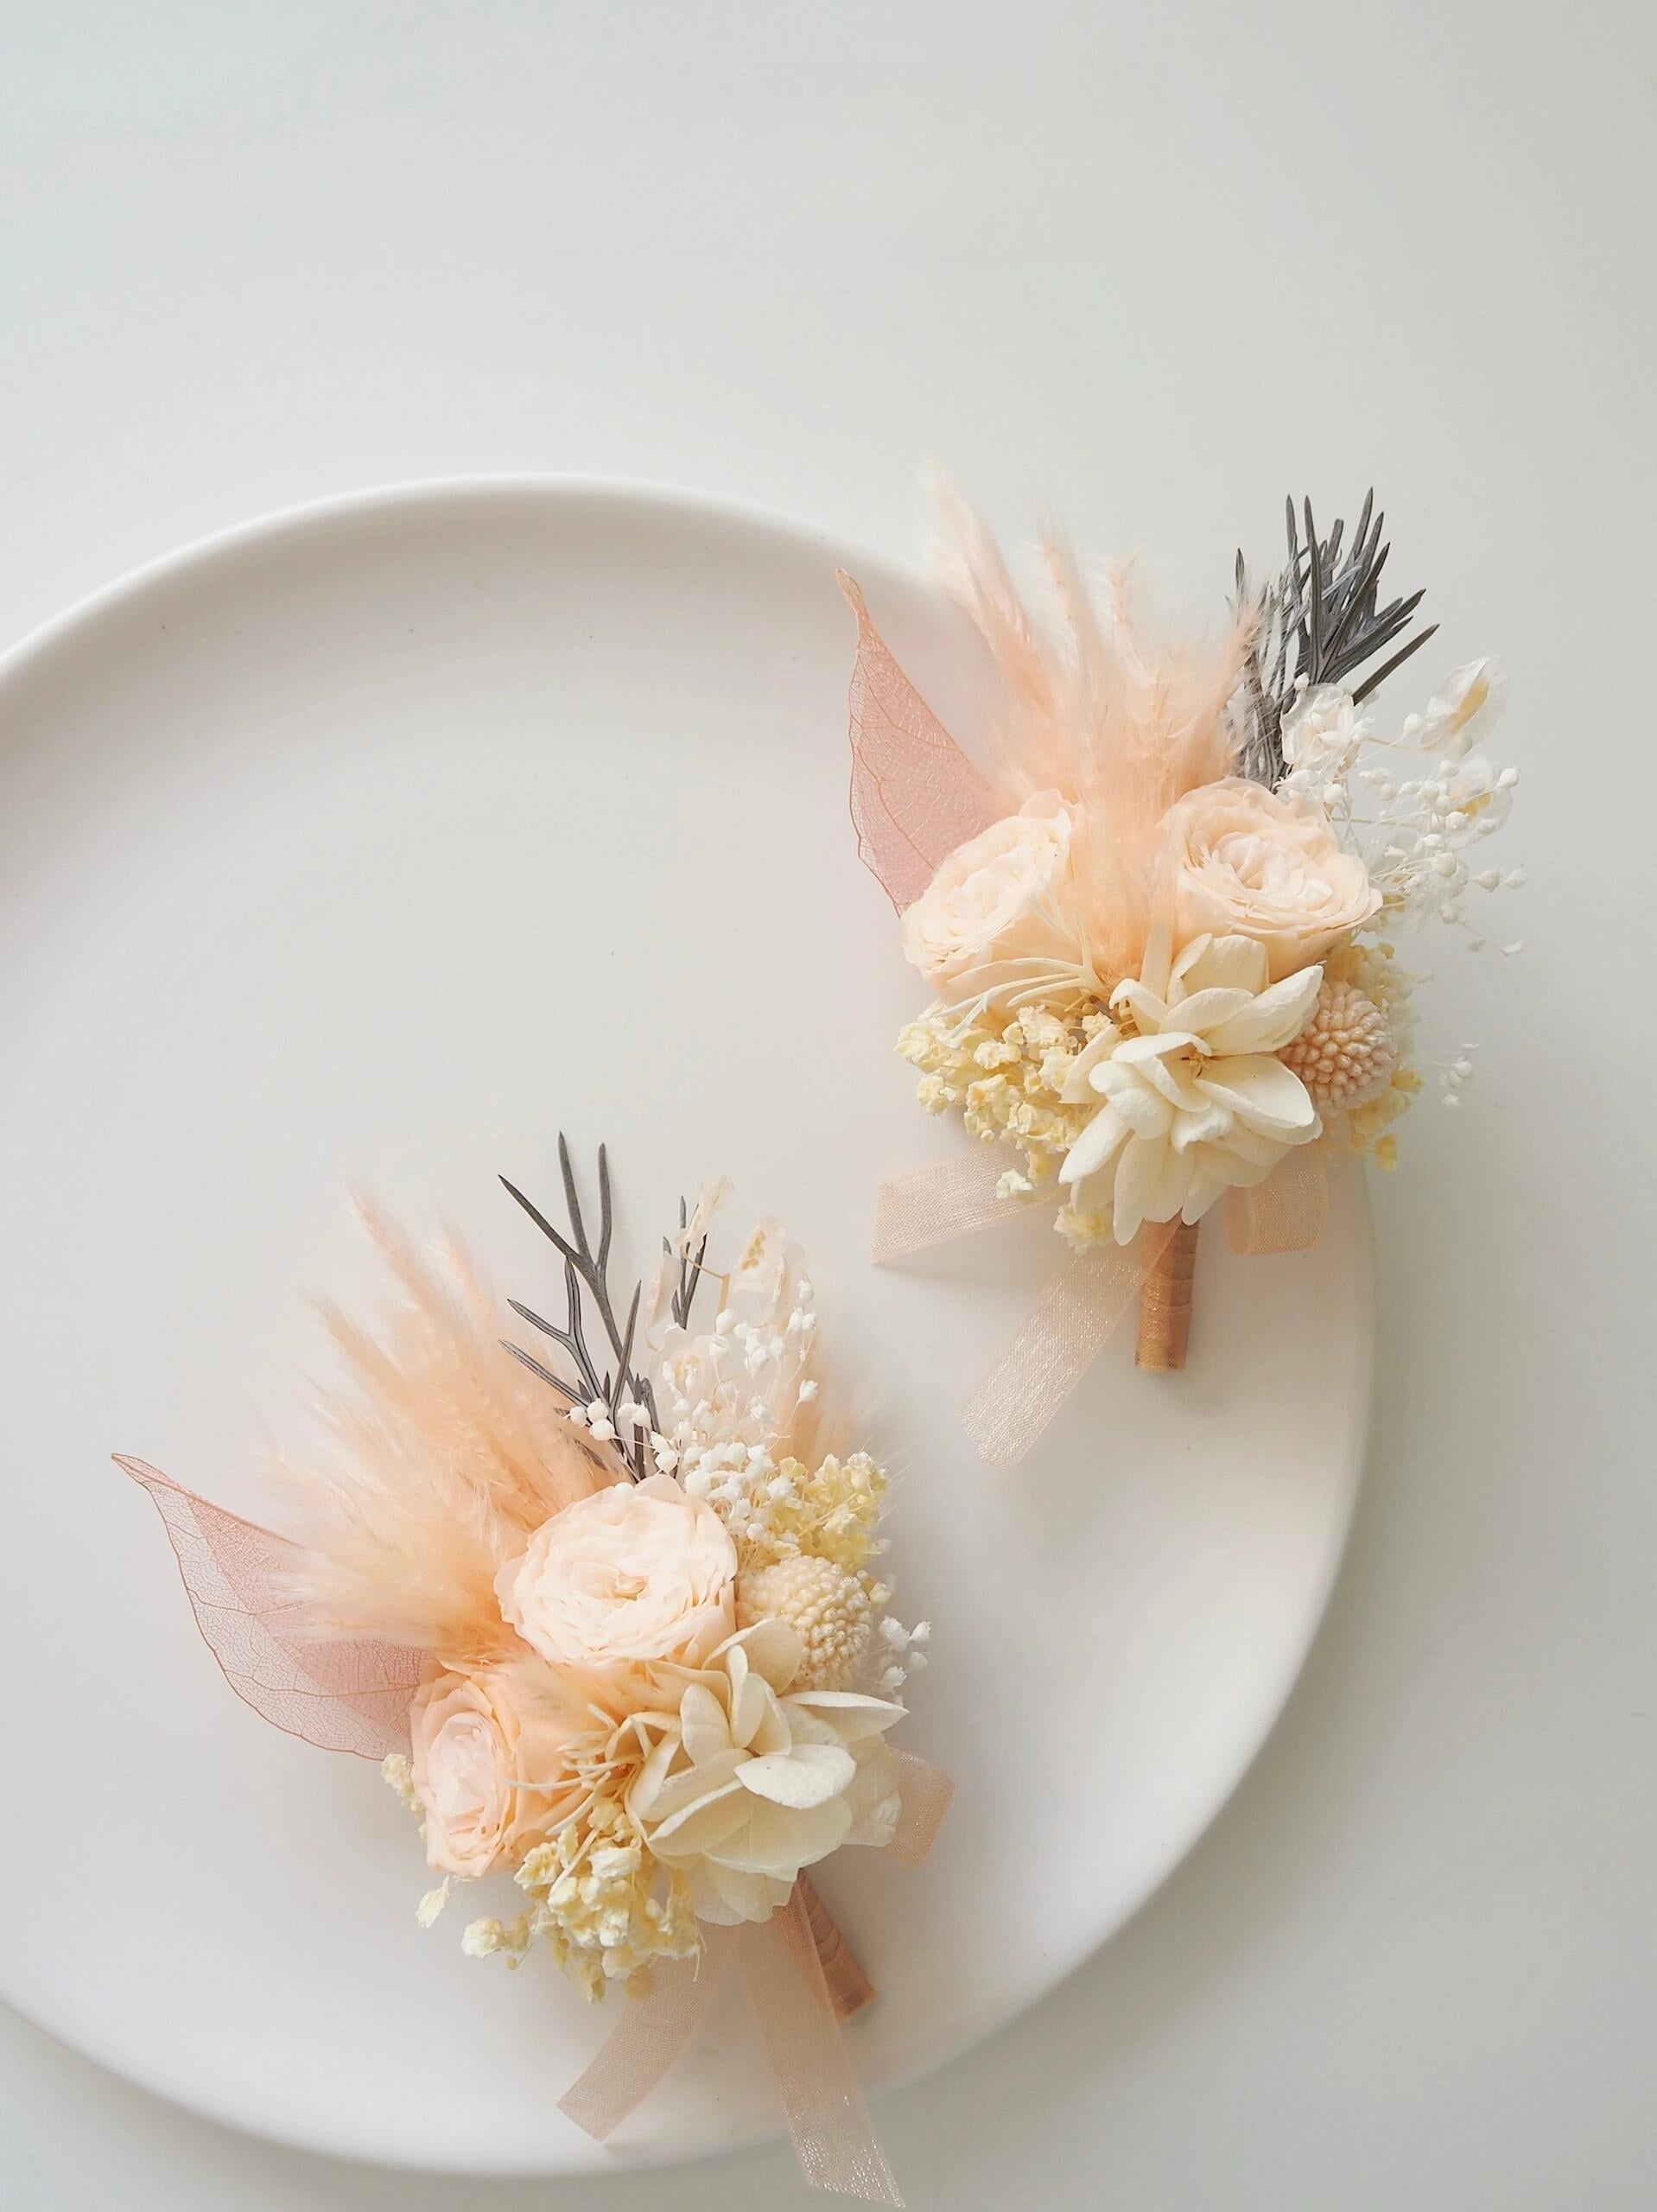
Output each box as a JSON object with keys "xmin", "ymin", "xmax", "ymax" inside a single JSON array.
[
  {"xmin": 901, "ymin": 792, "xmax": 1082, "ymax": 990},
  {"xmin": 627, "ymin": 1621, "xmax": 905, "ymax": 1925},
  {"xmin": 1162, "ymin": 779, "xmax": 1380, "ymax": 981},
  {"xmin": 409, "ymin": 1661, "xmax": 584, "ymax": 1878},
  {"xmin": 496, "ymin": 1473, "xmax": 736, "ymax": 1674}
]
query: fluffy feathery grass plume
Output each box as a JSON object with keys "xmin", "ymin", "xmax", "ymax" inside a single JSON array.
[
  {"xmin": 269, "ymin": 1198, "xmax": 616, "ymax": 1659},
  {"xmin": 928, "ymin": 474, "xmax": 1248, "ymax": 981}
]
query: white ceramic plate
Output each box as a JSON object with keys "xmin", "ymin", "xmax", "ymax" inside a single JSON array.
[{"xmin": 0, "ymin": 480, "xmax": 1370, "ymax": 2175}]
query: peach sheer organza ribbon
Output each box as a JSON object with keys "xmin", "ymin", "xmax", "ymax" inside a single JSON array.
[
  {"xmin": 559, "ymin": 1750, "xmax": 952, "ymax": 2207},
  {"xmin": 119, "ymin": 1457, "xmax": 951, "ymax": 2204},
  {"xmin": 843, "ymin": 573, "xmax": 1329, "ymax": 1465},
  {"xmin": 871, "ymin": 1144, "xmax": 1329, "ymax": 1465}
]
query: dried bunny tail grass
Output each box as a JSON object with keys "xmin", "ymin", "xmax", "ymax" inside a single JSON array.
[
  {"xmin": 927, "ymin": 468, "xmax": 1062, "ymax": 781},
  {"xmin": 346, "ymin": 1197, "xmax": 613, "ymax": 1529},
  {"xmin": 267, "ymin": 1199, "xmax": 613, "ymax": 1655},
  {"xmin": 930, "ymin": 478, "xmax": 1250, "ymax": 976}
]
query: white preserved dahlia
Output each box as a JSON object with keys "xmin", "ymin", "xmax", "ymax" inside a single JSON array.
[
  {"xmin": 1279, "ymin": 976, "xmax": 1396, "ymax": 1113},
  {"xmin": 736, "ymin": 1555, "xmax": 873, "ymax": 1690}
]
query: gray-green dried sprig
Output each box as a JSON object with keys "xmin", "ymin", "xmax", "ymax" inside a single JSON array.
[
  {"xmin": 499, "ymin": 1136, "xmax": 706, "ymax": 1480},
  {"xmin": 1234, "ymin": 492, "xmax": 1438, "ymax": 784}
]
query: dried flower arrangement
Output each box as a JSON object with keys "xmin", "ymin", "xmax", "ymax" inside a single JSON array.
[
  {"xmin": 844, "ymin": 484, "xmax": 1520, "ymax": 1464},
  {"xmin": 121, "ymin": 1144, "xmax": 948, "ymax": 2204}
]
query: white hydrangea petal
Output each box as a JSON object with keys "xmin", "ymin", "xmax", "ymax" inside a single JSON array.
[
  {"xmin": 747, "ymin": 1688, "xmax": 793, "ymax": 1759},
  {"xmin": 678, "ymin": 1681, "xmax": 733, "ymax": 1766},
  {"xmin": 721, "ymin": 1617, "xmax": 804, "ymax": 1693},
  {"xmin": 645, "ymin": 1777, "xmax": 751, "ymax": 1857},
  {"xmin": 737, "ymin": 1741, "xmax": 856, "ymax": 1809},
  {"xmin": 778, "ymin": 1702, "xmax": 845, "ymax": 1749},
  {"xmin": 627, "ymin": 1727, "xmax": 686, "ymax": 1821},
  {"xmin": 636, "ymin": 1745, "xmax": 747, "ymax": 1825},
  {"xmin": 786, "ymin": 1690, "xmax": 906, "ymax": 1741},
  {"xmin": 693, "ymin": 1857, "xmax": 790, "ymax": 1925},
  {"xmin": 717, "ymin": 1793, "xmax": 853, "ymax": 1875}
]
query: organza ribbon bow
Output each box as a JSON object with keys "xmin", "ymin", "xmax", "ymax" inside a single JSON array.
[
  {"xmin": 120, "ymin": 1458, "xmax": 951, "ymax": 2206},
  {"xmin": 842, "ymin": 575, "xmax": 1327, "ymax": 1466}
]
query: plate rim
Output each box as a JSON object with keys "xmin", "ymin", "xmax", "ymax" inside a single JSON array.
[{"xmin": 0, "ymin": 472, "xmax": 1373, "ymax": 2174}]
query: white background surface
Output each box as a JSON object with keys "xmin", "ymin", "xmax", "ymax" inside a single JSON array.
[{"xmin": 0, "ymin": 5, "xmax": 1650, "ymax": 2208}]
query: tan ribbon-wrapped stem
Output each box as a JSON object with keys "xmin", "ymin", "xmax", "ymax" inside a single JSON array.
[
  {"xmin": 797, "ymin": 1872, "xmax": 875, "ymax": 2022},
  {"xmin": 1135, "ymin": 1217, "xmax": 1202, "ymax": 1372}
]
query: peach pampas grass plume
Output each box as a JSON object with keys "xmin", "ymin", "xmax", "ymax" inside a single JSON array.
[
  {"xmin": 927, "ymin": 473, "xmax": 1250, "ymax": 981},
  {"xmin": 268, "ymin": 1198, "xmax": 615, "ymax": 1661}
]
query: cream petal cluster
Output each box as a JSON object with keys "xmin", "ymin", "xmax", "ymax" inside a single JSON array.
[
  {"xmin": 1163, "ymin": 778, "xmax": 1380, "ymax": 981},
  {"xmin": 900, "ymin": 791, "xmax": 1084, "ymax": 995},
  {"xmin": 496, "ymin": 1473, "xmax": 736, "ymax": 1675},
  {"xmin": 627, "ymin": 1621, "xmax": 904, "ymax": 1925},
  {"xmin": 1059, "ymin": 931, "xmax": 1324, "ymax": 1242}
]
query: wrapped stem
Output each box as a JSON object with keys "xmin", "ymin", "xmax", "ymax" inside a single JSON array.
[
  {"xmin": 796, "ymin": 1874, "xmax": 874, "ymax": 2022},
  {"xmin": 1135, "ymin": 1217, "xmax": 1200, "ymax": 1371}
]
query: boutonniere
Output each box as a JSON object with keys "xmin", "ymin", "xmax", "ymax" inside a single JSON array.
[
  {"xmin": 843, "ymin": 484, "xmax": 1519, "ymax": 1463},
  {"xmin": 122, "ymin": 1141, "xmax": 949, "ymax": 2204}
]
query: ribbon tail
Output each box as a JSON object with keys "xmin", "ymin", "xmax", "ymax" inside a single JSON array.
[
  {"xmin": 1226, "ymin": 1144, "xmax": 1329, "ymax": 1255},
  {"xmin": 885, "ymin": 1751, "xmax": 955, "ymax": 1867},
  {"xmin": 960, "ymin": 1221, "xmax": 1180, "ymax": 1468},
  {"xmin": 873, "ymin": 1147, "xmax": 1044, "ymax": 1263},
  {"xmin": 737, "ymin": 1889, "xmax": 905, "ymax": 2206},
  {"xmin": 558, "ymin": 1942, "xmax": 727, "ymax": 2145}
]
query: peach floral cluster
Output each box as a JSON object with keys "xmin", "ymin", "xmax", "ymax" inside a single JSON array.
[
  {"xmin": 886, "ymin": 498, "xmax": 1520, "ymax": 1240},
  {"xmin": 387, "ymin": 1198, "xmax": 926, "ymax": 1998}
]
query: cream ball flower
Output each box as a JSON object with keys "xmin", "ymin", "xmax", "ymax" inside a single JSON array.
[
  {"xmin": 736, "ymin": 1556, "xmax": 873, "ymax": 1690},
  {"xmin": 496, "ymin": 1473, "xmax": 737, "ymax": 1675},
  {"xmin": 1280, "ymin": 976, "xmax": 1396, "ymax": 1113},
  {"xmin": 1058, "ymin": 930, "xmax": 1324, "ymax": 1243},
  {"xmin": 409, "ymin": 1661, "xmax": 586, "ymax": 1879},
  {"xmin": 1162, "ymin": 778, "xmax": 1380, "ymax": 981},
  {"xmin": 627, "ymin": 1622, "xmax": 905, "ymax": 1925},
  {"xmin": 900, "ymin": 791, "xmax": 1083, "ymax": 993}
]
